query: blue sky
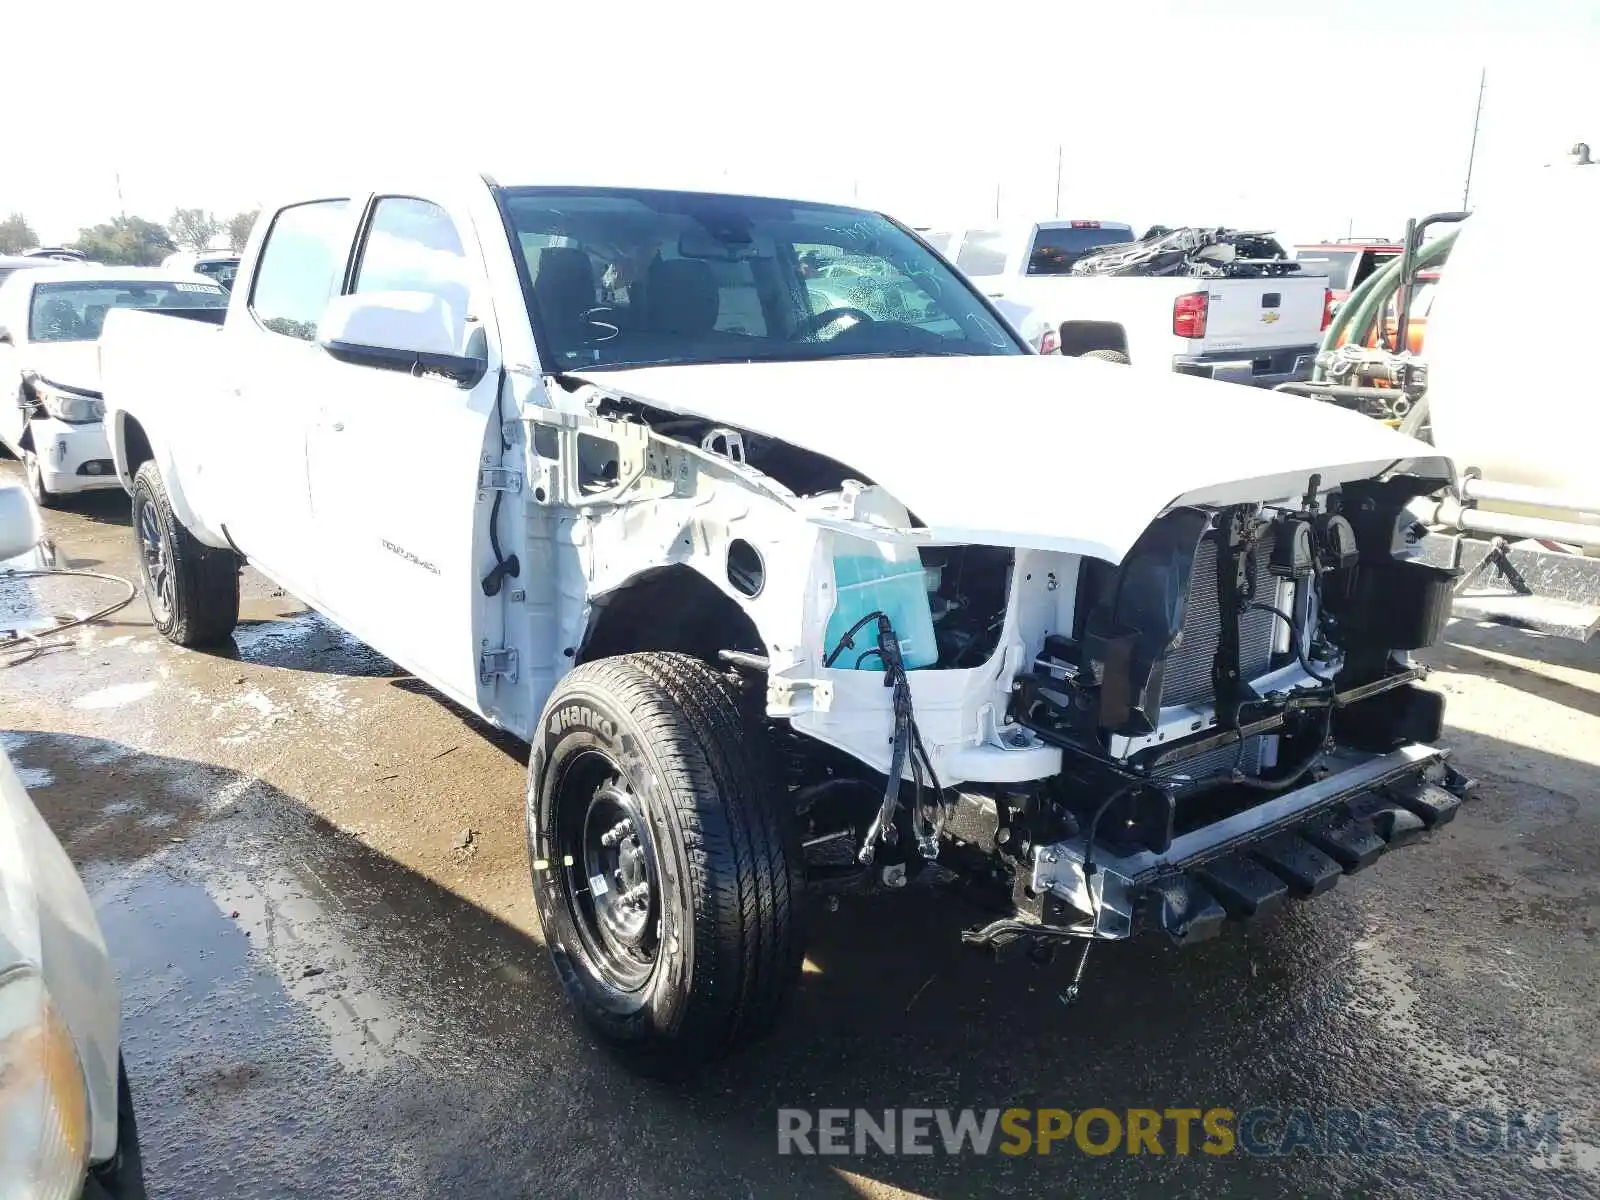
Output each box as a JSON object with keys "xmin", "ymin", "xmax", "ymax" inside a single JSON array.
[{"xmin": 7, "ymin": 0, "xmax": 1597, "ymax": 247}]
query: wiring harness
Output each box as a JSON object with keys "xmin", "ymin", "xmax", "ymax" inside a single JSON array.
[{"xmin": 823, "ymin": 611, "xmax": 947, "ymax": 863}]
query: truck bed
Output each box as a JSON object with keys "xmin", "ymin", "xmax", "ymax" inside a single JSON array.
[
  {"xmin": 99, "ymin": 307, "xmax": 227, "ymax": 492},
  {"xmin": 1005, "ymin": 273, "xmax": 1326, "ymax": 357}
]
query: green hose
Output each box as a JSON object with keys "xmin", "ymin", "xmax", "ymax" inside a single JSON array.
[
  {"xmin": 1322, "ymin": 254, "xmax": 1402, "ymax": 359},
  {"xmin": 1314, "ymin": 230, "xmax": 1460, "ymax": 379}
]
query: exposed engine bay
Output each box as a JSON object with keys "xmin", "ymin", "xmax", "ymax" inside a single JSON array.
[
  {"xmin": 536, "ymin": 368, "xmax": 1466, "ymax": 1000},
  {"xmin": 780, "ymin": 471, "xmax": 1466, "ymax": 980}
]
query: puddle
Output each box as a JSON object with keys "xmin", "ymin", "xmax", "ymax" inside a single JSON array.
[
  {"xmin": 14, "ymin": 765, "xmax": 55, "ymax": 789},
  {"xmin": 73, "ymin": 680, "xmax": 159, "ymax": 710},
  {"xmin": 1350, "ymin": 934, "xmax": 1600, "ymax": 1175},
  {"xmin": 230, "ymin": 611, "xmax": 393, "ymax": 677}
]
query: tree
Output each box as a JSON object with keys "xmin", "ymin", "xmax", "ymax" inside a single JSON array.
[
  {"xmin": 225, "ymin": 209, "xmax": 260, "ymax": 253},
  {"xmin": 168, "ymin": 207, "xmax": 222, "ymax": 252},
  {"xmin": 71, "ymin": 216, "xmax": 176, "ymax": 266},
  {"xmin": 0, "ymin": 212, "xmax": 39, "ymax": 255}
]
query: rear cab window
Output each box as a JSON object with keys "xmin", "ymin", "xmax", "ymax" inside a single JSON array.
[
  {"xmin": 1025, "ymin": 223, "xmax": 1134, "ymax": 274},
  {"xmin": 1294, "ymin": 248, "xmax": 1365, "ymax": 292},
  {"xmin": 249, "ymin": 199, "xmax": 352, "ymax": 340},
  {"xmin": 1294, "ymin": 247, "xmax": 1404, "ymax": 293},
  {"xmin": 1352, "ymin": 248, "xmax": 1401, "ymax": 290}
]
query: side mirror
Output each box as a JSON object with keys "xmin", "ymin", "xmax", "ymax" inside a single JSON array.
[
  {"xmin": 317, "ymin": 291, "xmax": 485, "ymax": 387},
  {"xmin": 0, "ymin": 483, "xmax": 44, "ymax": 563}
]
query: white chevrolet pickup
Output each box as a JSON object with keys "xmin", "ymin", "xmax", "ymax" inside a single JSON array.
[
  {"xmin": 936, "ymin": 222, "xmax": 1330, "ymax": 386},
  {"xmin": 101, "ymin": 175, "xmax": 1467, "ymax": 1076}
]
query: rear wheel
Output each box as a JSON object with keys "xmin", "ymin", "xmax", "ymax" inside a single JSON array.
[
  {"xmin": 527, "ymin": 652, "xmax": 801, "ymax": 1077},
  {"xmin": 1080, "ymin": 348, "xmax": 1130, "ymax": 364},
  {"xmin": 131, "ymin": 461, "xmax": 240, "ymax": 647}
]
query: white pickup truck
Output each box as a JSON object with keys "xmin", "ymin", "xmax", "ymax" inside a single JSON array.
[
  {"xmin": 934, "ymin": 222, "xmax": 1329, "ymax": 386},
  {"xmin": 101, "ymin": 176, "xmax": 1466, "ymax": 1076}
]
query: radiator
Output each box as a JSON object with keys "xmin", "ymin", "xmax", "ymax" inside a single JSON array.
[
  {"xmin": 1159, "ymin": 534, "xmax": 1279, "ymax": 709},
  {"xmin": 1153, "ymin": 734, "xmax": 1266, "ymax": 781}
]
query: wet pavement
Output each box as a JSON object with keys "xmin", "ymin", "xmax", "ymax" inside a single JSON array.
[{"xmin": 3, "ymin": 462, "xmax": 1599, "ymax": 1199}]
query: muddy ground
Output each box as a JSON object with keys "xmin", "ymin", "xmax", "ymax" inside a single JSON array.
[{"xmin": 3, "ymin": 466, "xmax": 1597, "ymax": 1199}]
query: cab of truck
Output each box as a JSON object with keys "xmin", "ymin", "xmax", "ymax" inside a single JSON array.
[
  {"xmin": 934, "ymin": 220, "xmax": 1136, "ymax": 278},
  {"xmin": 1293, "ymin": 240, "xmax": 1402, "ymax": 305}
]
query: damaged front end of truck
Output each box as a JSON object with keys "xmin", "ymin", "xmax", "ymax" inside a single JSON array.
[{"xmin": 524, "ymin": 358, "xmax": 1467, "ymax": 997}]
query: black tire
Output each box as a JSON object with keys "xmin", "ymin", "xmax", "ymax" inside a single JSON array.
[
  {"xmin": 81, "ymin": 1057, "xmax": 146, "ymax": 1200},
  {"xmin": 527, "ymin": 651, "xmax": 802, "ymax": 1077},
  {"xmin": 1079, "ymin": 348, "xmax": 1130, "ymax": 364},
  {"xmin": 131, "ymin": 460, "xmax": 239, "ymax": 647},
  {"xmin": 22, "ymin": 449, "xmax": 60, "ymax": 509}
]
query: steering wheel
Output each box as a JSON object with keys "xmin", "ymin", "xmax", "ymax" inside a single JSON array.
[{"xmin": 793, "ymin": 306, "xmax": 875, "ymax": 340}]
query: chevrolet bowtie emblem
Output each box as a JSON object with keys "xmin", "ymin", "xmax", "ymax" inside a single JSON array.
[{"xmin": 1261, "ymin": 310, "xmax": 1281, "ymax": 324}]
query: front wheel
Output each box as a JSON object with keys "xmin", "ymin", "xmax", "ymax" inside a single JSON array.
[
  {"xmin": 131, "ymin": 461, "xmax": 240, "ymax": 647},
  {"xmin": 22, "ymin": 450, "xmax": 59, "ymax": 509},
  {"xmin": 527, "ymin": 652, "xmax": 801, "ymax": 1077}
]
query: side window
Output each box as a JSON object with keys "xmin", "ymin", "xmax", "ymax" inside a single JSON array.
[
  {"xmin": 954, "ymin": 230, "xmax": 1007, "ymax": 277},
  {"xmin": 352, "ymin": 197, "xmax": 471, "ymax": 322},
  {"xmin": 249, "ymin": 199, "xmax": 351, "ymax": 341}
]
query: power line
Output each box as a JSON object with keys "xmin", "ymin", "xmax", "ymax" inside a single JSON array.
[
  {"xmin": 1462, "ymin": 68, "xmax": 1487, "ymax": 210},
  {"xmin": 1054, "ymin": 144, "xmax": 1062, "ymax": 219}
]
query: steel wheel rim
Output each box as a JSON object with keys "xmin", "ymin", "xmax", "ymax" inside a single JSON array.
[
  {"xmin": 557, "ymin": 750, "xmax": 661, "ymax": 993},
  {"xmin": 136, "ymin": 498, "xmax": 174, "ymax": 622}
]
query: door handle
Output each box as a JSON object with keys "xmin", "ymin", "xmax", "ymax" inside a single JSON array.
[{"xmin": 330, "ymin": 420, "xmax": 345, "ymax": 432}]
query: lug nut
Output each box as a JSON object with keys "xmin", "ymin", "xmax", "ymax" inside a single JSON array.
[
  {"xmin": 600, "ymin": 818, "xmax": 634, "ymax": 848},
  {"xmin": 621, "ymin": 883, "xmax": 651, "ymax": 908}
]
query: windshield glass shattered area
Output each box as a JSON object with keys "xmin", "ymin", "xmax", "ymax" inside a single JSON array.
[{"xmin": 499, "ymin": 187, "xmax": 1024, "ymax": 370}]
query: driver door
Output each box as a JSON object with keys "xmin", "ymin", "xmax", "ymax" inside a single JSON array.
[{"xmin": 305, "ymin": 195, "xmax": 504, "ymax": 711}]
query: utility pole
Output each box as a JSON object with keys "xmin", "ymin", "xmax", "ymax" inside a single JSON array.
[
  {"xmin": 995, "ymin": 183, "xmax": 1001, "ymax": 220},
  {"xmin": 115, "ymin": 170, "xmax": 126, "ymax": 218},
  {"xmin": 1462, "ymin": 67, "xmax": 1487, "ymax": 210},
  {"xmin": 1054, "ymin": 144, "xmax": 1063, "ymax": 219}
]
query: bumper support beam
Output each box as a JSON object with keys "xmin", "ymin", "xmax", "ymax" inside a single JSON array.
[{"xmin": 1011, "ymin": 745, "xmax": 1468, "ymax": 948}]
